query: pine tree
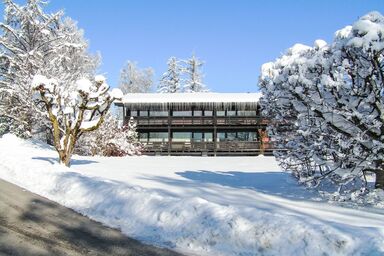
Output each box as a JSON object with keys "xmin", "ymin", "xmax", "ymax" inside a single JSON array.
[
  {"xmin": 183, "ymin": 55, "xmax": 208, "ymax": 93},
  {"xmin": 158, "ymin": 57, "xmax": 182, "ymax": 93}
]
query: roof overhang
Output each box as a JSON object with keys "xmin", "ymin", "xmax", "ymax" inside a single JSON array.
[{"xmin": 115, "ymin": 92, "xmax": 262, "ymax": 111}]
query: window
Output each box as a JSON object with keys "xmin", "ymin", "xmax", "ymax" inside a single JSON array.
[
  {"xmin": 204, "ymin": 132, "xmax": 213, "ymax": 142},
  {"xmin": 204, "ymin": 111, "xmax": 213, "ymax": 116},
  {"xmin": 193, "ymin": 132, "xmax": 203, "ymax": 142},
  {"xmin": 227, "ymin": 132, "xmax": 236, "ymax": 141},
  {"xmin": 115, "ymin": 106, "xmax": 123, "ymax": 121},
  {"xmin": 237, "ymin": 111, "xmax": 256, "ymax": 116},
  {"xmin": 173, "ymin": 111, "xmax": 192, "ymax": 116},
  {"xmin": 149, "ymin": 132, "xmax": 168, "ymax": 142},
  {"xmin": 237, "ymin": 132, "xmax": 257, "ymax": 141},
  {"xmin": 172, "ymin": 132, "xmax": 192, "ymax": 142},
  {"xmin": 139, "ymin": 110, "xmax": 148, "ymax": 117},
  {"xmin": 193, "ymin": 110, "xmax": 203, "ymax": 116},
  {"xmin": 149, "ymin": 111, "xmax": 168, "ymax": 116},
  {"xmin": 227, "ymin": 111, "xmax": 236, "ymax": 116},
  {"xmin": 217, "ymin": 132, "xmax": 226, "ymax": 141},
  {"xmin": 217, "ymin": 111, "xmax": 226, "ymax": 116},
  {"xmin": 130, "ymin": 110, "xmax": 138, "ymax": 117},
  {"xmin": 139, "ymin": 132, "xmax": 148, "ymax": 142}
]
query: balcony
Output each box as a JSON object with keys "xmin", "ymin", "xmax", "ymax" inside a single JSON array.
[
  {"xmin": 131, "ymin": 116, "xmax": 269, "ymax": 127},
  {"xmin": 142, "ymin": 141, "xmax": 275, "ymax": 156}
]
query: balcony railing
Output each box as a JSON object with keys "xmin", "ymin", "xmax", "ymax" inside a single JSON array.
[
  {"xmin": 143, "ymin": 141, "xmax": 274, "ymax": 152},
  {"xmin": 132, "ymin": 116, "xmax": 269, "ymax": 126}
]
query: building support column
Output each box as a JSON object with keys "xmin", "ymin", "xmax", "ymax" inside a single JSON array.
[
  {"xmin": 127, "ymin": 109, "xmax": 131, "ymax": 125},
  {"xmin": 168, "ymin": 108, "xmax": 172, "ymax": 156},
  {"xmin": 258, "ymin": 128, "xmax": 265, "ymax": 155},
  {"xmin": 122, "ymin": 105, "xmax": 126, "ymax": 126},
  {"xmin": 213, "ymin": 109, "xmax": 217, "ymax": 156}
]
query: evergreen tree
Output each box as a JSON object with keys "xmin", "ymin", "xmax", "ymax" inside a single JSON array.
[
  {"xmin": 158, "ymin": 57, "xmax": 182, "ymax": 93},
  {"xmin": 184, "ymin": 55, "xmax": 208, "ymax": 93}
]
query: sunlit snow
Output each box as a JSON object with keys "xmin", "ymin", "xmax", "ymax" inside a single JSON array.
[{"xmin": 0, "ymin": 134, "xmax": 383, "ymax": 256}]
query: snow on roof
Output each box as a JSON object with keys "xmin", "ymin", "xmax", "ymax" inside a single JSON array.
[
  {"xmin": 116, "ymin": 92, "xmax": 262, "ymax": 110},
  {"xmin": 119, "ymin": 92, "xmax": 261, "ymax": 104}
]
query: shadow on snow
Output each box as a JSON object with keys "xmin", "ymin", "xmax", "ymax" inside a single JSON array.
[{"xmin": 32, "ymin": 157, "xmax": 98, "ymax": 166}]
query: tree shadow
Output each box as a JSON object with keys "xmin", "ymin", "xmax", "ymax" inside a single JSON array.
[
  {"xmin": 152, "ymin": 170, "xmax": 317, "ymax": 200},
  {"xmin": 0, "ymin": 181, "xmax": 183, "ymax": 256},
  {"xmin": 32, "ymin": 157, "xmax": 98, "ymax": 166},
  {"xmin": 138, "ymin": 171, "xmax": 384, "ymax": 228}
]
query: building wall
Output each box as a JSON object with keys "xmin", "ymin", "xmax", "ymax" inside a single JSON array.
[{"xmin": 116, "ymin": 103, "xmax": 272, "ymax": 156}]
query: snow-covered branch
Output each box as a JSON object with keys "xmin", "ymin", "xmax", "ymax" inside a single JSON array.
[
  {"xmin": 260, "ymin": 11, "xmax": 384, "ymax": 194},
  {"xmin": 0, "ymin": 0, "xmax": 99, "ymax": 140},
  {"xmin": 32, "ymin": 74, "xmax": 123, "ymax": 166}
]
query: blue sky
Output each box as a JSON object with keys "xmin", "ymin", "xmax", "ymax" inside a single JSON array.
[{"xmin": 4, "ymin": 1, "xmax": 384, "ymax": 92}]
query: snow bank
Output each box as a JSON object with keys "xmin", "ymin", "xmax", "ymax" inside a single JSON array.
[{"xmin": 0, "ymin": 134, "xmax": 383, "ymax": 256}]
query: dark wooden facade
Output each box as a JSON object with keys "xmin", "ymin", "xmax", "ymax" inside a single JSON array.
[{"xmin": 115, "ymin": 93, "xmax": 273, "ymax": 156}]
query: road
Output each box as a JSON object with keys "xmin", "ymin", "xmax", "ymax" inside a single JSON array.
[{"xmin": 0, "ymin": 178, "xmax": 183, "ymax": 256}]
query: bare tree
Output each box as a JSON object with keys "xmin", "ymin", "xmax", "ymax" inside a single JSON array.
[{"xmin": 119, "ymin": 61, "xmax": 153, "ymax": 93}]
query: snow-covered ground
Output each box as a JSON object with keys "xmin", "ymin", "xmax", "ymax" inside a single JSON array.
[{"xmin": 0, "ymin": 134, "xmax": 383, "ymax": 256}]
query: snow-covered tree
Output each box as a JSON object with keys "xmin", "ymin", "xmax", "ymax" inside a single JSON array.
[
  {"xmin": 119, "ymin": 61, "xmax": 153, "ymax": 93},
  {"xmin": 158, "ymin": 57, "xmax": 183, "ymax": 93},
  {"xmin": 0, "ymin": 0, "xmax": 98, "ymax": 139},
  {"xmin": 75, "ymin": 114, "xmax": 141, "ymax": 156},
  {"xmin": 184, "ymin": 55, "xmax": 208, "ymax": 92},
  {"xmin": 260, "ymin": 42, "xmax": 338, "ymax": 189},
  {"xmin": 126, "ymin": 116, "xmax": 139, "ymax": 142},
  {"xmin": 32, "ymin": 74, "xmax": 123, "ymax": 166},
  {"xmin": 260, "ymin": 11, "xmax": 384, "ymax": 194}
]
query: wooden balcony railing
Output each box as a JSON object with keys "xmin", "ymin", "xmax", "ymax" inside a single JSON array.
[
  {"xmin": 142, "ymin": 141, "xmax": 275, "ymax": 152},
  {"xmin": 132, "ymin": 116, "xmax": 269, "ymax": 126}
]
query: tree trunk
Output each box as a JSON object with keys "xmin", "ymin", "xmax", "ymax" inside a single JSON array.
[
  {"xmin": 59, "ymin": 151, "xmax": 72, "ymax": 167},
  {"xmin": 59, "ymin": 135, "xmax": 78, "ymax": 167},
  {"xmin": 375, "ymin": 170, "xmax": 384, "ymax": 190}
]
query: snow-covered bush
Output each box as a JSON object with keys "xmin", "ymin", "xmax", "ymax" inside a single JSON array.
[
  {"xmin": 32, "ymin": 74, "xmax": 123, "ymax": 166},
  {"xmin": 260, "ymin": 11, "xmax": 384, "ymax": 195},
  {"xmin": 0, "ymin": 0, "xmax": 99, "ymax": 139},
  {"xmin": 75, "ymin": 114, "xmax": 142, "ymax": 157}
]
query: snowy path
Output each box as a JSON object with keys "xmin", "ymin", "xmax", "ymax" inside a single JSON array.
[
  {"xmin": 0, "ymin": 178, "xmax": 182, "ymax": 256},
  {"xmin": 0, "ymin": 134, "xmax": 383, "ymax": 256}
]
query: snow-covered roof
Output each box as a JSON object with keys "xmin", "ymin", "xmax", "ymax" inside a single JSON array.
[{"xmin": 115, "ymin": 92, "xmax": 262, "ymax": 110}]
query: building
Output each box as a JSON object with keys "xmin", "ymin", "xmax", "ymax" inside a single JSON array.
[{"xmin": 115, "ymin": 93, "xmax": 273, "ymax": 156}]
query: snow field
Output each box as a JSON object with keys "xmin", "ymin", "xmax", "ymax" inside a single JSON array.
[{"xmin": 0, "ymin": 134, "xmax": 383, "ymax": 256}]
